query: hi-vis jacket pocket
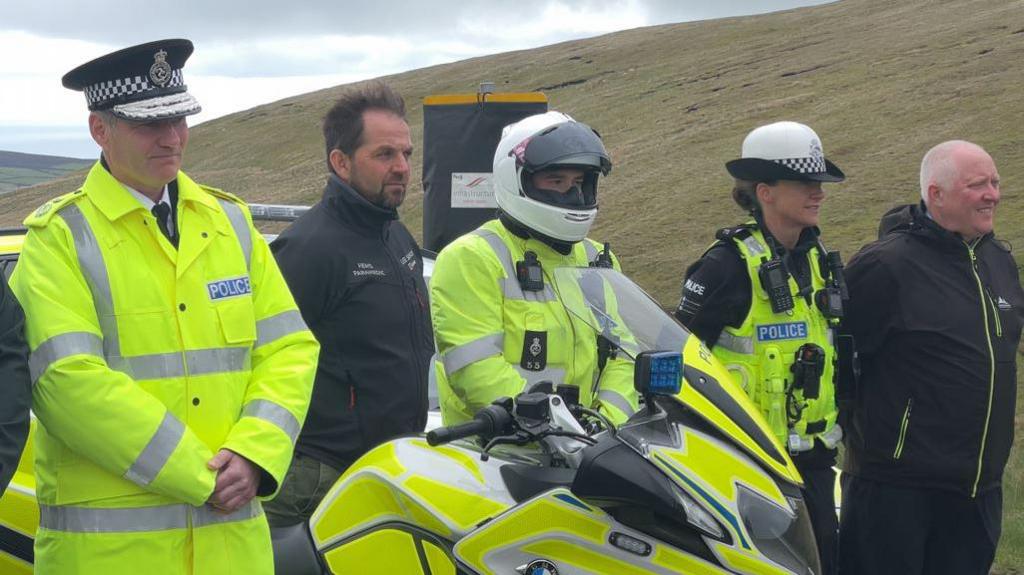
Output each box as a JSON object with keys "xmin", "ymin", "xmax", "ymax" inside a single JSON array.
[{"xmin": 216, "ymin": 298, "xmax": 256, "ymax": 344}]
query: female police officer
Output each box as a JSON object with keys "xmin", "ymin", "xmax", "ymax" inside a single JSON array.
[{"xmin": 674, "ymin": 121, "xmax": 846, "ymax": 575}]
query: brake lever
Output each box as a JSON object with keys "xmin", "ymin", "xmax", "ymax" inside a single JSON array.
[{"xmin": 480, "ymin": 431, "xmax": 535, "ymax": 461}]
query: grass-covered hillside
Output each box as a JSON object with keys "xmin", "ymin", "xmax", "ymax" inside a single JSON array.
[
  {"xmin": 0, "ymin": 151, "xmax": 91, "ymax": 194},
  {"xmin": 3, "ymin": 0, "xmax": 1023, "ymax": 571}
]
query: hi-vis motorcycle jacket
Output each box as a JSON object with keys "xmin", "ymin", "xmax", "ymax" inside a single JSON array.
[
  {"xmin": 431, "ymin": 219, "xmax": 638, "ymax": 426},
  {"xmin": 11, "ymin": 162, "xmax": 318, "ymax": 574}
]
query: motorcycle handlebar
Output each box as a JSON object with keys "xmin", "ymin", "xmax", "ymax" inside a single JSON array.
[{"xmin": 426, "ymin": 404, "xmax": 513, "ymax": 446}]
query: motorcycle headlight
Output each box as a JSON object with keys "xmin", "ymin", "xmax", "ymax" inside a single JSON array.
[
  {"xmin": 736, "ymin": 485, "xmax": 821, "ymax": 575},
  {"xmin": 671, "ymin": 482, "xmax": 725, "ymax": 540}
]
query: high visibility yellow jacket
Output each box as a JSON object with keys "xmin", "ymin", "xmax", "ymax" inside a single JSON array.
[
  {"xmin": 11, "ymin": 163, "xmax": 318, "ymax": 575},
  {"xmin": 710, "ymin": 227, "xmax": 840, "ymax": 451},
  {"xmin": 431, "ymin": 219, "xmax": 638, "ymax": 426}
]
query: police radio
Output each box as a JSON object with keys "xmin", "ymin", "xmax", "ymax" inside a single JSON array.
[
  {"xmin": 516, "ymin": 251, "xmax": 545, "ymax": 292},
  {"xmin": 590, "ymin": 242, "xmax": 614, "ymax": 269},
  {"xmin": 758, "ymin": 257, "xmax": 794, "ymax": 314}
]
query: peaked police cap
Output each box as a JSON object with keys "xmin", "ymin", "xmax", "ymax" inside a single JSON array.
[
  {"xmin": 725, "ymin": 121, "xmax": 845, "ymax": 183},
  {"xmin": 62, "ymin": 38, "xmax": 201, "ymax": 121}
]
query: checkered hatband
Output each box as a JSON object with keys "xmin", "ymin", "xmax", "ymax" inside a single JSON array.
[
  {"xmin": 773, "ymin": 156, "xmax": 827, "ymax": 174},
  {"xmin": 83, "ymin": 69, "xmax": 184, "ymax": 109}
]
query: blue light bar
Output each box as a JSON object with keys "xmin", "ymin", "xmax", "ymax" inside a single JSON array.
[{"xmin": 637, "ymin": 351, "xmax": 683, "ymax": 395}]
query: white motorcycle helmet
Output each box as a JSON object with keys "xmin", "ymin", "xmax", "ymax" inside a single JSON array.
[{"xmin": 493, "ymin": 111, "xmax": 611, "ymax": 243}]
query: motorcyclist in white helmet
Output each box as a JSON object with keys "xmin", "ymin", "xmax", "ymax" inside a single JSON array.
[{"xmin": 430, "ymin": 111, "xmax": 639, "ymax": 425}]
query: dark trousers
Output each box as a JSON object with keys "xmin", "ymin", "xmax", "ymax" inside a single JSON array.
[
  {"xmin": 797, "ymin": 460, "xmax": 838, "ymax": 575},
  {"xmin": 264, "ymin": 453, "xmax": 346, "ymax": 528},
  {"xmin": 838, "ymin": 475, "xmax": 1002, "ymax": 575}
]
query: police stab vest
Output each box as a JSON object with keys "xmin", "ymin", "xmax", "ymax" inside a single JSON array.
[{"xmin": 710, "ymin": 226, "xmax": 841, "ymax": 452}]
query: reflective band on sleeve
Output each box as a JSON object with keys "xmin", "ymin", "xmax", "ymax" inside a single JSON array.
[
  {"xmin": 242, "ymin": 399, "xmax": 301, "ymax": 443},
  {"xmin": 473, "ymin": 229, "xmax": 557, "ymax": 303},
  {"xmin": 217, "ymin": 199, "xmax": 252, "ymax": 272},
  {"xmin": 29, "ymin": 331, "xmax": 104, "ymax": 382},
  {"xmin": 598, "ymin": 390, "xmax": 636, "ymax": 417},
  {"xmin": 123, "ymin": 412, "xmax": 185, "ymax": 487},
  {"xmin": 185, "ymin": 347, "xmax": 251, "ymax": 376},
  {"xmin": 256, "ymin": 309, "xmax": 308, "ymax": 348},
  {"xmin": 38, "ymin": 500, "xmax": 262, "ymax": 533},
  {"xmin": 58, "ymin": 205, "xmax": 121, "ymax": 360},
  {"xmin": 715, "ymin": 331, "xmax": 754, "ymax": 355},
  {"xmin": 441, "ymin": 333, "xmax": 504, "ymax": 376}
]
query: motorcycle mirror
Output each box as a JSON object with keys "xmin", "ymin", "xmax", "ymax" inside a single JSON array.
[{"xmin": 634, "ymin": 351, "xmax": 683, "ymax": 398}]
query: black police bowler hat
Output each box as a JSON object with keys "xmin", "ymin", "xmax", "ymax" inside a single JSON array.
[
  {"xmin": 725, "ymin": 121, "xmax": 845, "ymax": 183},
  {"xmin": 62, "ymin": 38, "xmax": 201, "ymax": 121}
]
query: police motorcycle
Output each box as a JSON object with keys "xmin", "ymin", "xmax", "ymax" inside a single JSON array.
[{"xmin": 268, "ymin": 264, "xmax": 821, "ymax": 575}]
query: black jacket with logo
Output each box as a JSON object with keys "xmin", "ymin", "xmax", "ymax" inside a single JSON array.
[
  {"xmin": 842, "ymin": 202, "xmax": 1024, "ymax": 495},
  {"xmin": 271, "ymin": 175, "xmax": 433, "ymax": 470}
]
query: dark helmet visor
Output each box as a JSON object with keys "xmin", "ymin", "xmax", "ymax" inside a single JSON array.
[{"xmin": 511, "ymin": 121, "xmax": 612, "ymax": 175}]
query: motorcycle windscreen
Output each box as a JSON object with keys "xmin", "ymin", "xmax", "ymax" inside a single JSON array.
[
  {"xmin": 551, "ymin": 266, "xmax": 799, "ymax": 482},
  {"xmin": 421, "ymin": 92, "xmax": 547, "ymax": 253}
]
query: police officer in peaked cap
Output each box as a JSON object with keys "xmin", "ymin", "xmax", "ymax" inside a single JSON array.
[
  {"xmin": 11, "ymin": 39, "xmax": 318, "ymax": 574},
  {"xmin": 674, "ymin": 121, "xmax": 847, "ymax": 575}
]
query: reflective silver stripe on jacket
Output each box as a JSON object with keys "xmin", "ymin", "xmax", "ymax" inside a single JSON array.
[
  {"xmin": 598, "ymin": 389, "xmax": 636, "ymax": 417},
  {"xmin": 715, "ymin": 331, "xmax": 754, "ymax": 355},
  {"xmin": 514, "ymin": 366, "xmax": 567, "ymax": 389},
  {"xmin": 29, "ymin": 331, "xmax": 104, "ymax": 383},
  {"xmin": 217, "ymin": 199, "xmax": 252, "ymax": 272},
  {"xmin": 242, "ymin": 399, "xmax": 301, "ymax": 443},
  {"xmin": 472, "ymin": 229, "xmax": 557, "ymax": 303},
  {"xmin": 441, "ymin": 333, "xmax": 504, "ymax": 376},
  {"xmin": 583, "ymin": 241, "xmax": 599, "ymax": 263},
  {"xmin": 256, "ymin": 310, "xmax": 308, "ymax": 348},
  {"xmin": 49, "ymin": 202, "xmax": 255, "ymax": 383},
  {"xmin": 38, "ymin": 500, "xmax": 262, "ymax": 533},
  {"xmin": 59, "ymin": 205, "xmax": 120, "ymax": 360},
  {"xmin": 123, "ymin": 412, "xmax": 185, "ymax": 486},
  {"xmin": 105, "ymin": 347, "xmax": 251, "ymax": 381}
]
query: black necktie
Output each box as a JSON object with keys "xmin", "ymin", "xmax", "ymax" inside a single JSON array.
[{"xmin": 152, "ymin": 203, "xmax": 177, "ymax": 247}]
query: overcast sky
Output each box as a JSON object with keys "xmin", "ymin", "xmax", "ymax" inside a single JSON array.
[{"xmin": 1, "ymin": 0, "xmax": 829, "ymax": 158}]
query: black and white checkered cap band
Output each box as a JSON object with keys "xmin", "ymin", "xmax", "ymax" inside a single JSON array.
[
  {"xmin": 83, "ymin": 69, "xmax": 184, "ymax": 108},
  {"xmin": 772, "ymin": 156, "xmax": 826, "ymax": 174}
]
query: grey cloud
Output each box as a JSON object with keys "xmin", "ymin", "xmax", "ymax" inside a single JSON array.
[{"xmin": 2, "ymin": 0, "xmax": 830, "ymax": 46}]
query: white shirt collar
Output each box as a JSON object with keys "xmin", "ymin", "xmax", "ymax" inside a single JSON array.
[{"xmin": 125, "ymin": 184, "xmax": 174, "ymax": 228}]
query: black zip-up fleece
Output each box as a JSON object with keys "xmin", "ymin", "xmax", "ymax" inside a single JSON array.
[
  {"xmin": 842, "ymin": 202, "xmax": 1024, "ymax": 496},
  {"xmin": 271, "ymin": 175, "xmax": 433, "ymax": 470}
]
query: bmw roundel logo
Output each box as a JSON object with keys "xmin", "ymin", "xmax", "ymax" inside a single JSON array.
[{"xmin": 526, "ymin": 559, "xmax": 558, "ymax": 575}]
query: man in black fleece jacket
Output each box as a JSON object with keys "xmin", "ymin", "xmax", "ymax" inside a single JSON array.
[
  {"xmin": 265, "ymin": 81, "xmax": 433, "ymax": 526},
  {"xmin": 839, "ymin": 141, "xmax": 1023, "ymax": 575}
]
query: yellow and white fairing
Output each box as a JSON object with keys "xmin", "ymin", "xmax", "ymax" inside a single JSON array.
[
  {"xmin": 308, "ymin": 437, "xmax": 517, "ymax": 574},
  {"xmin": 457, "ymin": 487, "xmax": 735, "ymax": 575}
]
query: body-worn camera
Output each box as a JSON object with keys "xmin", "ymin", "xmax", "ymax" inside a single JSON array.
[
  {"xmin": 516, "ymin": 251, "xmax": 544, "ymax": 292},
  {"xmin": 791, "ymin": 343, "xmax": 826, "ymax": 399},
  {"xmin": 815, "ymin": 287, "xmax": 844, "ymax": 319}
]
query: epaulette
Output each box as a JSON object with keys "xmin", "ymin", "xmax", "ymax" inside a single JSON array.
[
  {"xmin": 199, "ymin": 184, "xmax": 246, "ymax": 207},
  {"xmin": 24, "ymin": 189, "xmax": 86, "ymax": 228},
  {"xmin": 714, "ymin": 223, "xmax": 756, "ymax": 242}
]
